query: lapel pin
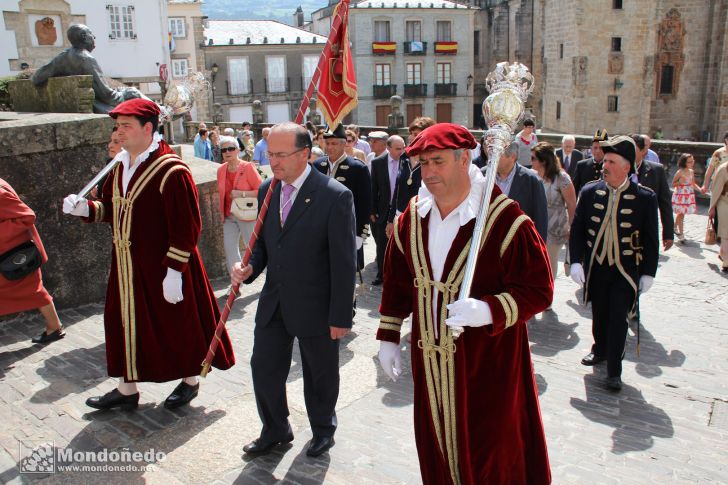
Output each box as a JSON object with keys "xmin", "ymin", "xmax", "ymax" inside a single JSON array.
[{"xmin": 305, "ymin": 198, "xmax": 311, "ymax": 203}]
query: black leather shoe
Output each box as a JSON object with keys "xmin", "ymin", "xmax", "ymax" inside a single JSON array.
[
  {"xmin": 306, "ymin": 436, "xmax": 335, "ymax": 457},
  {"xmin": 164, "ymin": 382, "xmax": 199, "ymax": 409},
  {"xmin": 31, "ymin": 327, "xmax": 65, "ymax": 344},
  {"xmin": 605, "ymin": 376, "xmax": 623, "ymax": 391},
  {"xmin": 371, "ymin": 277, "xmax": 383, "ymax": 286},
  {"xmin": 581, "ymin": 353, "xmax": 606, "ymax": 366},
  {"xmin": 86, "ymin": 389, "xmax": 139, "ymax": 411},
  {"xmin": 242, "ymin": 431, "xmax": 294, "ymax": 456}
]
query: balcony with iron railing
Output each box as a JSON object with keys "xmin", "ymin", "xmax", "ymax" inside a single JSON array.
[
  {"xmin": 373, "ymin": 84, "xmax": 397, "ymax": 98},
  {"xmin": 403, "ymin": 83, "xmax": 427, "ymax": 97},
  {"xmin": 403, "ymin": 41, "xmax": 427, "ymax": 55},
  {"xmin": 225, "ymin": 79, "xmax": 254, "ymax": 96},
  {"xmin": 434, "ymin": 83, "xmax": 457, "ymax": 96},
  {"xmin": 265, "ymin": 77, "xmax": 289, "ymax": 94}
]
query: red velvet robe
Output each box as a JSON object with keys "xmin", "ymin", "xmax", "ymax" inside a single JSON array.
[
  {"xmin": 377, "ymin": 187, "xmax": 552, "ymax": 485},
  {"xmin": 84, "ymin": 141, "xmax": 235, "ymax": 382},
  {"xmin": 0, "ymin": 178, "xmax": 52, "ymax": 316}
]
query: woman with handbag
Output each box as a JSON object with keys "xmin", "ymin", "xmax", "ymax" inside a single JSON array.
[
  {"xmin": 708, "ymin": 161, "xmax": 728, "ymax": 272},
  {"xmin": 0, "ymin": 178, "xmax": 65, "ymax": 343},
  {"xmin": 216, "ymin": 136, "xmax": 263, "ymax": 275}
]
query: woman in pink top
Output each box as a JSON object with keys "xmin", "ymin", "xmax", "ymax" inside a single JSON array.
[{"xmin": 216, "ymin": 136, "xmax": 263, "ymax": 275}]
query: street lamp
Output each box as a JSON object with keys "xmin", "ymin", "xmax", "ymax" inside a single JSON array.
[
  {"xmin": 210, "ymin": 63, "xmax": 220, "ymax": 124},
  {"xmin": 211, "ymin": 63, "xmax": 219, "ymax": 82}
]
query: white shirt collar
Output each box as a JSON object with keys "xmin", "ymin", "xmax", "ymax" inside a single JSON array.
[
  {"xmin": 283, "ymin": 163, "xmax": 311, "ymax": 192},
  {"xmin": 117, "ymin": 132, "xmax": 162, "ymax": 169},
  {"xmin": 415, "ymin": 163, "xmax": 486, "ymax": 226}
]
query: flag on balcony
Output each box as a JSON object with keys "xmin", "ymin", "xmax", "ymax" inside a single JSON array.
[
  {"xmin": 372, "ymin": 42, "xmax": 396, "ymax": 54},
  {"xmin": 435, "ymin": 41, "xmax": 458, "ymax": 54},
  {"xmin": 317, "ymin": 0, "xmax": 358, "ymax": 128},
  {"xmin": 410, "ymin": 41, "xmax": 424, "ymax": 53}
]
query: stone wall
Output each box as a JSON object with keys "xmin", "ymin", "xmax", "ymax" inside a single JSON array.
[
  {"xmin": 8, "ymin": 75, "xmax": 94, "ymax": 113},
  {"xmin": 0, "ymin": 112, "xmax": 226, "ymax": 310}
]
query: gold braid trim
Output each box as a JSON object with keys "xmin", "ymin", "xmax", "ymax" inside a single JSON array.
[
  {"xmin": 479, "ymin": 195, "xmax": 512, "ymax": 251},
  {"xmin": 381, "ymin": 315, "xmax": 404, "ymax": 325},
  {"xmin": 495, "ymin": 294, "xmax": 513, "ymax": 327},
  {"xmin": 393, "ymin": 215, "xmax": 404, "ymax": 254},
  {"xmin": 168, "ymin": 246, "xmax": 191, "ymax": 257},
  {"xmin": 502, "ymin": 292, "xmax": 518, "ymax": 327},
  {"xmin": 112, "ymin": 153, "xmax": 180, "ymax": 381},
  {"xmin": 379, "ymin": 322, "xmax": 403, "ymax": 332},
  {"xmin": 158, "ymin": 163, "xmax": 189, "ymax": 194},
  {"xmin": 409, "ymin": 196, "xmax": 463, "ymax": 485},
  {"xmin": 499, "ymin": 214, "xmax": 529, "ymax": 257},
  {"xmin": 166, "ymin": 252, "xmax": 188, "ymax": 263}
]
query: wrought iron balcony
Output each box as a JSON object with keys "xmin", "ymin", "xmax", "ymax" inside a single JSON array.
[
  {"xmin": 403, "ymin": 41, "xmax": 427, "ymax": 55},
  {"xmin": 373, "ymin": 84, "xmax": 397, "ymax": 98},
  {"xmin": 404, "ymin": 83, "xmax": 427, "ymax": 97},
  {"xmin": 434, "ymin": 83, "xmax": 457, "ymax": 96}
]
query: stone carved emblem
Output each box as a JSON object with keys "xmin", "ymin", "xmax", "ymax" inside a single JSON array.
[
  {"xmin": 658, "ymin": 9, "xmax": 684, "ymax": 52},
  {"xmin": 655, "ymin": 8, "xmax": 685, "ymax": 98},
  {"xmin": 608, "ymin": 53, "xmax": 624, "ymax": 75},
  {"xmin": 572, "ymin": 56, "xmax": 588, "ymax": 88},
  {"xmin": 35, "ymin": 17, "xmax": 57, "ymax": 46}
]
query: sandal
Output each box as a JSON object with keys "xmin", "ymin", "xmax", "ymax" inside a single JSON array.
[{"xmin": 31, "ymin": 326, "xmax": 65, "ymax": 344}]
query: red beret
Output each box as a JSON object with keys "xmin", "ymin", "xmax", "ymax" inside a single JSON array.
[
  {"xmin": 406, "ymin": 123, "xmax": 477, "ymax": 157},
  {"xmin": 109, "ymin": 98, "xmax": 160, "ymax": 119}
]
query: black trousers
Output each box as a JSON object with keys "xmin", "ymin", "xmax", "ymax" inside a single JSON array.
[
  {"xmin": 250, "ymin": 308, "xmax": 340, "ymax": 441},
  {"xmin": 372, "ymin": 221, "xmax": 388, "ymax": 279},
  {"xmin": 588, "ymin": 264, "xmax": 635, "ymax": 378}
]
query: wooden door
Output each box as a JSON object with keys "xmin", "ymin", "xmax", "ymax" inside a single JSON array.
[
  {"xmin": 406, "ymin": 104, "xmax": 422, "ymax": 125},
  {"xmin": 376, "ymin": 105, "xmax": 392, "ymax": 127},
  {"xmin": 436, "ymin": 103, "xmax": 452, "ymax": 123}
]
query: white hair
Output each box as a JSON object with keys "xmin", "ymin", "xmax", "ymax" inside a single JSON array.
[
  {"xmin": 219, "ymin": 135, "xmax": 238, "ymax": 148},
  {"xmin": 223, "ymin": 127, "xmax": 235, "ymax": 136},
  {"xmin": 503, "ymin": 142, "xmax": 519, "ymax": 158},
  {"xmin": 561, "ymin": 134, "xmax": 576, "ymax": 144}
]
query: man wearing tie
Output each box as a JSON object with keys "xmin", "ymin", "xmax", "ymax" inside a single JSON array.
[
  {"xmin": 556, "ymin": 134, "xmax": 584, "ymax": 181},
  {"xmin": 370, "ymin": 135, "xmax": 406, "ymax": 285},
  {"xmin": 232, "ymin": 122, "xmax": 357, "ymax": 458}
]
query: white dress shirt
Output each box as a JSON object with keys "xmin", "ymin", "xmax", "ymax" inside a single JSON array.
[
  {"xmin": 416, "ymin": 164, "xmax": 486, "ymax": 337},
  {"xmin": 118, "ymin": 132, "xmax": 162, "ymax": 195}
]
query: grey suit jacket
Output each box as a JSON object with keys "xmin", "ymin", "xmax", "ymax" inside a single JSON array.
[
  {"xmin": 245, "ymin": 168, "xmax": 357, "ymax": 337},
  {"xmin": 556, "ymin": 148, "xmax": 584, "ymax": 181},
  {"xmin": 484, "ymin": 163, "xmax": 548, "ymax": 242}
]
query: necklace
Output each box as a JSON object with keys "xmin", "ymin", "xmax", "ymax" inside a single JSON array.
[{"xmin": 407, "ymin": 164, "xmax": 421, "ymax": 186}]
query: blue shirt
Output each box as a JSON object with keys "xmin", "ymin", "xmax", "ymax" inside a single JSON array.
[
  {"xmin": 495, "ymin": 162, "xmax": 518, "ymax": 196},
  {"xmin": 253, "ymin": 139, "xmax": 269, "ymax": 166},
  {"xmin": 645, "ymin": 149, "xmax": 660, "ymax": 164},
  {"xmin": 194, "ymin": 137, "xmax": 211, "ymax": 160}
]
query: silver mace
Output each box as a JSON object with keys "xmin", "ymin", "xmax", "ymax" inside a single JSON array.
[{"xmin": 450, "ymin": 62, "xmax": 535, "ymax": 339}]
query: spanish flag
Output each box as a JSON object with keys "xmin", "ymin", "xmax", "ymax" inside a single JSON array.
[
  {"xmin": 372, "ymin": 42, "xmax": 396, "ymax": 55},
  {"xmin": 435, "ymin": 41, "xmax": 458, "ymax": 54},
  {"xmin": 317, "ymin": 0, "xmax": 358, "ymax": 129}
]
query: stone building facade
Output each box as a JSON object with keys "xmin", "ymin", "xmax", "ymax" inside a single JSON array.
[
  {"xmin": 202, "ymin": 20, "xmax": 328, "ymax": 125},
  {"xmin": 468, "ymin": 0, "xmax": 728, "ymax": 141},
  {"xmin": 1, "ymin": 0, "xmax": 171, "ymax": 102},
  {"xmin": 308, "ymin": 0, "xmax": 477, "ymax": 127}
]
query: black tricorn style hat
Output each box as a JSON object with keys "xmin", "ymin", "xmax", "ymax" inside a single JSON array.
[
  {"xmin": 593, "ymin": 128, "xmax": 609, "ymax": 142},
  {"xmin": 599, "ymin": 135, "xmax": 637, "ymax": 173},
  {"xmin": 323, "ymin": 124, "xmax": 347, "ymax": 139}
]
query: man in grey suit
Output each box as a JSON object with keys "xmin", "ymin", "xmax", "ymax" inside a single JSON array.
[
  {"xmin": 232, "ymin": 122, "xmax": 357, "ymax": 458},
  {"xmin": 485, "ymin": 142, "xmax": 548, "ymax": 241}
]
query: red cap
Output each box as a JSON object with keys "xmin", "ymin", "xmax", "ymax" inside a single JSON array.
[
  {"xmin": 109, "ymin": 98, "xmax": 160, "ymax": 119},
  {"xmin": 406, "ymin": 123, "xmax": 477, "ymax": 157}
]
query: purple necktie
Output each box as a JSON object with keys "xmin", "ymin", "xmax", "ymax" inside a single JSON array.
[{"xmin": 280, "ymin": 184, "xmax": 295, "ymax": 225}]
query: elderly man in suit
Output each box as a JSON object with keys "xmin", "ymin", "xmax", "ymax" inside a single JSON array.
[
  {"xmin": 556, "ymin": 134, "xmax": 584, "ymax": 181},
  {"xmin": 572, "ymin": 129, "xmax": 609, "ymax": 195},
  {"xmin": 232, "ymin": 122, "xmax": 357, "ymax": 458},
  {"xmin": 486, "ymin": 142, "xmax": 548, "ymax": 241},
  {"xmin": 631, "ymin": 134, "xmax": 674, "ymax": 250},
  {"xmin": 370, "ymin": 135, "xmax": 406, "ymax": 285}
]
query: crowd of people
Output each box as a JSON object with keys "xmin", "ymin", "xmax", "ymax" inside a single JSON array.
[{"xmin": 3, "ymin": 100, "xmax": 728, "ymax": 483}]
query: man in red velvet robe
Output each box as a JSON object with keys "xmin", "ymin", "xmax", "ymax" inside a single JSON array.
[
  {"xmin": 63, "ymin": 98, "xmax": 234, "ymax": 411},
  {"xmin": 376, "ymin": 124, "xmax": 552, "ymax": 485}
]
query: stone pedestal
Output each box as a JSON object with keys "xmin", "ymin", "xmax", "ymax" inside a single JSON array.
[
  {"xmin": 0, "ymin": 112, "xmax": 225, "ymax": 310},
  {"xmin": 8, "ymin": 75, "xmax": 94, "ymax": 113}
]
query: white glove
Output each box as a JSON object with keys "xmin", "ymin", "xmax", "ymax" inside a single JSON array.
[
  {"xmin": 570, "ymin": 263, "xmax": 585, "ymax": 285},
  {"xmin": 445, "ymin": 298, "xmax": 493, "ymax": 328},
  {"xmin": 356, "ymin": 236, "xmax": 363, "ymax": 250},
  {"xmin": 639, "ymin": 275, "xmax": 654, "ymax": 294},
  {"xmin": 163, "ymin": 268, "xmax": 183, "ymax": 304},
  {"xmin": 378, "ymin": 341, "xmax": 402, "ymax": 381},
  {"xmin": 62, "ymin": 194, "xmax": 89, "ymax": 217}
]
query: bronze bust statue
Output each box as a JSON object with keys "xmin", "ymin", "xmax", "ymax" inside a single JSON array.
[{"xmin": 31, "ymin": 24, "xmax": 147, "ymax": 113}]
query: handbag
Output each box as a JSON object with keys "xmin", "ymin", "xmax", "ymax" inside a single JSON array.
[
  {"xmin": 231, "ymin": 197, "xmax": 258, "ymax": 222},
  {"xmin": 705, "ymin": 218, "xmax": 717, "ymax": 245},
  {"xmin": 0, "ymin": 240, "xmax": 43, "ymax": 280}
]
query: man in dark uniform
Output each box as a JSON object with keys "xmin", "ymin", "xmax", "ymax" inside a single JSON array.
[
  {"xmin": 313, "ymin": 124, "xmax": 372, "ymax": 271},
  {"xmin": 569, "ymin": 135, "xmax": 659, "ymax": 391},
  {"xmin": 572, "ymin": 129, "xmax": 609, "ymax": 196},
  {"xmin": 632, "ymin": 134, "xmax": 674, "ymax": 251}
]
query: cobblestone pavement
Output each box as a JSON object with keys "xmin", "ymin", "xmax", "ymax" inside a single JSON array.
[{"xmin": 0, "ymin": 209, "xmax": 726, "ymax": 484}]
